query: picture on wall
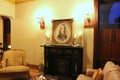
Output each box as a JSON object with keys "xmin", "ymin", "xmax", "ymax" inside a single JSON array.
[{"xmin": 52, "ymin": 19, "xmax": 73, "ymax": 46}]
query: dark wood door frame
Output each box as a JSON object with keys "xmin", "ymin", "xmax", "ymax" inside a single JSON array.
[
  {"xmin": 1, "ymin": 16, "xmax": 11, "ymax": 51},
  {"xmin": 93, "ymin": 0, "xmax": 98, "ymax": 69}
]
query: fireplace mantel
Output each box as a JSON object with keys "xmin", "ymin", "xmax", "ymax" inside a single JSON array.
[{"xmin": 43, "ymin": 45, "xmax": 83, "ymax": 79}]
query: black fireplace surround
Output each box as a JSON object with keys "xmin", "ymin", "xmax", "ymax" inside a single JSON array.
[{"xmin": 44, "ymin": 45, "xmax": 83, "ymax": 79}]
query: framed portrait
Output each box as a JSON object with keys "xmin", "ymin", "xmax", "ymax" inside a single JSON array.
[{"xmin": 52, "ymin": 19, "xmax": 73, "ymax": 46}]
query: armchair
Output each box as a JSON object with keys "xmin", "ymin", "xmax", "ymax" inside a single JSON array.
[
  {"xmin": 0, "ymin": 49, "xmax": 30, "ymax": 80},
  {"xmin": 77, "ymin": 61, "xmax": 120, "ymax": 80}
]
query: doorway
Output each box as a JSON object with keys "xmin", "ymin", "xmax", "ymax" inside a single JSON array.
[{"xmin": 1, "ymin": 16, "xmax": 11, "ymax": 51}]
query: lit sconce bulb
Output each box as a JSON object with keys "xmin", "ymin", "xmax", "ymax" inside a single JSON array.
[
  {"xmin": 46, "ymin": 31, "xmax": 50, "ymax": 38},
  {"xmin": 77, "ymin": 31, "xmax": 83, "ymax": 47},
  {"xmin": 45, "ymin": 31, "xmax": 50, "ymax": 45},
  {"xmin": 78, "ymin": 31, "xmax": 83, "ymax": 37},
  {"xmin": 84, "ymin": 13, "xmax": 92, "ymax": 27},
  {"xmin": 72, "ymin": 33, "xmax": 77, "ymax": 47},
  {"xmin": 8, "ymin": 45, "xmax": 11, "ymax": 49}
]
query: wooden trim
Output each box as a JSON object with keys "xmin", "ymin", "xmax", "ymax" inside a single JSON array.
[{"xmin": 93, "ymin": 0, "xmax": 98, "ymax": 69}]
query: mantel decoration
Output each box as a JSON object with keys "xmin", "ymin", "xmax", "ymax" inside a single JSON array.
[{"xmin": 52, "ymin": 19, "xmax": 73, "ymax": 46}]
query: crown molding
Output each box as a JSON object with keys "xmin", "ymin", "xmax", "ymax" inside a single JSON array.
[
  {"xmin": 15, "ymin": 0, "xmax": 35, "ymax": 4},
  {"xmin": 6, "ymin": 0, "xmax": 35, "ymax": 4}
]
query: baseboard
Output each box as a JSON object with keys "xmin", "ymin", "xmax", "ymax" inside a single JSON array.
[{"xmin": 28, "ymin": 64, "xmax": 38, "ymax": 69}]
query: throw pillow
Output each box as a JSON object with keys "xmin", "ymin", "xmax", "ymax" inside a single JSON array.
[
  {"xmin": 7, "ymin": 58, "xmax": 15, "ymax": 66},
  {"xmin": 7, "ymin": 56, "xmax": 23, "ymax": 66},
  {"xmin": 92, "ymin": 68, "xmax": 103, "ymax": 80},
  {"xmin": 92, "ymin": 69, "xmax": 98, "ymax": 80},
  {"xmin": 95, "ymin": 68, "xmax": 103, "ymax": 80}
]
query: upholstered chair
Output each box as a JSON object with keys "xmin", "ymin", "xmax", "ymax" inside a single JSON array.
[{"xmin": 0, "ymin": 49, "xmax": 30, "ymax": 80}]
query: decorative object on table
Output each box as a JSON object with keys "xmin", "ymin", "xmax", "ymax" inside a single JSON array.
[
  {"xmin": 72, "ymin": 31, "xmax": 83, "ymax": 47},
  {"xmin": 52, "ymin": 19, "xmax": 73, "ymax": 46},
  {"xmin": 77, "ymin": 31, "xmax": 83, "ymax": 47}
]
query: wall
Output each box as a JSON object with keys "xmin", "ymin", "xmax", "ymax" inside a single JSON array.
[
  {"xmin": 0, "ymin": 0, "xmax": 15, "ymax": 18},
  {"xmin": 11, "ymin": 0, "xmax": 94, "ymax": 72}
]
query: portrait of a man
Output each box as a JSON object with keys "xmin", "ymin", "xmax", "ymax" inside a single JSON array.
[
  {"xmin": 54, "ymin": 22, "xmax": 71, "ymax": 44},
  {"xmin": 57, "ymin": 24, "xmax": 67, "ymax": 41},
  {"xmin": 52, "ymin": 19, "xmax": 73, "ymax": 45}
]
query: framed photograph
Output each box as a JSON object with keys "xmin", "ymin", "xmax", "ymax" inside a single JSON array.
[{"xmin": 52, "ymin": 19, "xmax": 73, "ymax": 46}]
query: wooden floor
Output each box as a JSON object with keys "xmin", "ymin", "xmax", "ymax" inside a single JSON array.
[
  {"xmin": 29, "ymin": 65, "xmax": 44, "ymax": 80},
  {"xmin": 30, "ymin": 68, "xmax": 42, "ymax": 77}
]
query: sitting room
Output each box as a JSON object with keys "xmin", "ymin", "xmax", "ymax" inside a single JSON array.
[{"xmin": 0, "ymin": 0, "xmax": 120, "ymax": 80}]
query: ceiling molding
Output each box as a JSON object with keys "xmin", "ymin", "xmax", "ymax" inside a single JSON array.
[
  {"xmin": 6, "ymin": 0, "xmax": 35, "ymax": 4},
  {"xmin": 15, "ymin": 0, "xmax": 35, "ymax": 4}
]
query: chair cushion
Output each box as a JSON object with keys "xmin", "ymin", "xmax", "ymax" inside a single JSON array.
[
  {"xmin": 0, "ymin": 66, "xmax": 29, "ymax": 73},
  {"xmin": 7, "ymin": 56, "xmax": 23, "ymax": 66}
]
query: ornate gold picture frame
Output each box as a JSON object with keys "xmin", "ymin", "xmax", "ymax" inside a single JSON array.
[{"xmin": 52, "ymin": 19, "xmax": 73, "ymax": 46}]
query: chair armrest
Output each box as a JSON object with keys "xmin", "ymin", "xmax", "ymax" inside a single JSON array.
[{"xmin": 86, "ymin": 68, "xmax": 97, "ymax": 77}]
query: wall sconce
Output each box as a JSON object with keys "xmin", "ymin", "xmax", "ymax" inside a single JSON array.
[
  {"xmin": 38, "ymin": 17, "xmax": 45, "ymax": 29},
  {"xmin": 84, "ymin": 14, "xmax": 92, "ymax": 28}
]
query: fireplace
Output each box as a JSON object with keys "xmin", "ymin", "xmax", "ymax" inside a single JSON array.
[
  {"xmin": 44, "ymin": 46, "xmax": 83, "ymax": 79},
  {"xmin": 51, "ymin": 56, "xmax": 70, "ymax": 76}
]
